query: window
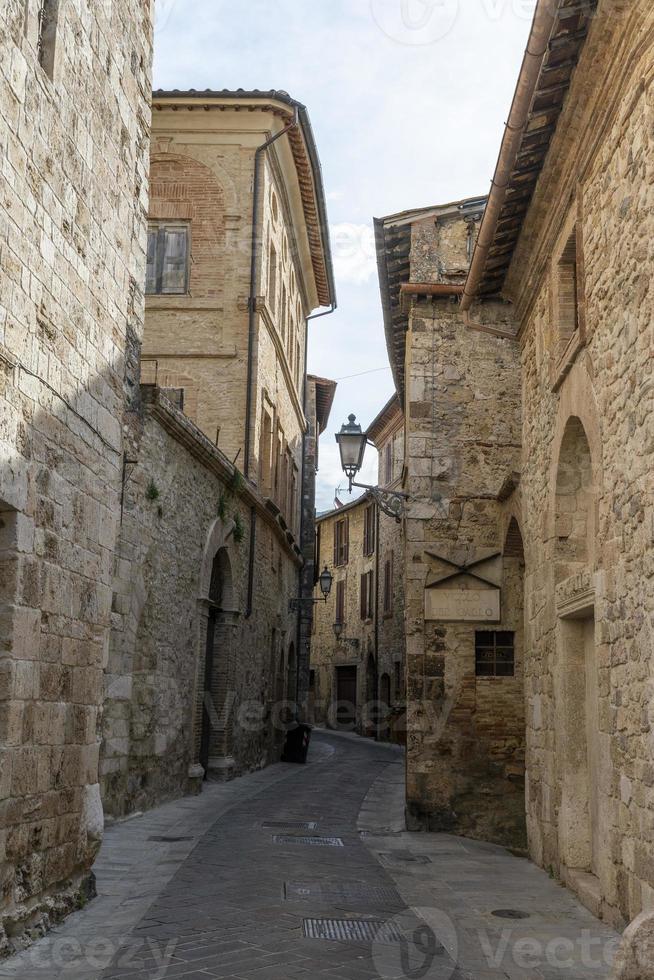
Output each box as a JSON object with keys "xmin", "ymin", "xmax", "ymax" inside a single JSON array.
[
  {"xmin": 555, "ymin": 228, "xmax": 579, "ymax": 354},
  {"xmin": 363, "ymin": 505, "xmax": 375, "ymax": 557},
  {"xmin": 394, "ymin": 661, "xmax": 402, "ymax": 701},
  {"xmin": 475, "ymin": 631, "xmax": 515, "ymax": 678},
  {"xmin": 258, "ymin": 408, "xmax": 273, "ymax": 496},
  {"xmin": 146, "ymin": 223, "xmax": 190, "ymax": 295},
  {"xmin": 383, "ymin": 555, "xmax": 393, "ymax": 615},
  {"xmin": 268, "ymin": 245, "xmax": 277, "ymax": 313},
  {"xmin": 333, "ymin": 518, "xmax": 349, "ymax": 567},
  {"xmin": 360, "ymin": 571, "xmax": 374, "ymax": 621},
  {"xmin": 280, "ymin": 284, "xmax": 287, "ymax": 343},
  {"xmin": 335, "ymin": 580, "xmax": 346, "ymax": 625},
  {"xmin": 384, "ymin": 443, "xmax": 393, "ymax": 485},
  {"xmin": 36, "ymin": 0, "xmax": 60, "ymax": 79}
]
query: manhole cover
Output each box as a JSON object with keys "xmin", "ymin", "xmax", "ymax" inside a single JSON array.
[
  {"xmin": 273, "ymin": 835, "xmax": 344, "ymax": 848},
  {"xmin": 263, "ymin": 821, "xmax": 317, "ymax": 831},
  {"xmin": 492, "ymin": 909, "xmax": 531, "ymax": 920},
  {"xmin": 148, "ymin": 836, "xmax": 193, "ymax": 843},
  {"xmin": 286, "ymin": 882, "xmax": 403, "ymax": 904},
  {"xmin": 303, "ymin": 918, "xmax": 403, "ymax": 944}
]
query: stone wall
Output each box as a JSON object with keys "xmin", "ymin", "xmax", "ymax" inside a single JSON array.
[
  {"xmin": 399, "ymin": 208, "xmax": 526, "ymax": 849},
  {"xmin": 101, "ymin": 387, "xmax": 303, "ymax": 816},
  {"xmin": 502, "ymin": 0, "xmax": 654, "ymax": 926},
  {"xmin": 0, "ymin": 0, "xmax": 152, "ymax": 955},
  {"xmin": 311, "ymin": 479, "xmax": 406, "ymax": 740}
]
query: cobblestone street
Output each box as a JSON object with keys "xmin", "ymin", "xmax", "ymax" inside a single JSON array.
[{"xmin": 0, "ymin": 733, "xmax": 618, "ymax": 980}]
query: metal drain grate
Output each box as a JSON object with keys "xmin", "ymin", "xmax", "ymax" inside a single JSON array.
[
  {"xmin": 286, "ymin": 881, "xmax": 402, "ymax": 904},
  {"xmin": 379, "ymin": 851, "xmax": 432, "ymax": 865},
  {"xmin": 273, "ymin": 835, "xmax": 344, "ymax": 848},
  {"xmin": 303, "ymin": 918, "xmax": 403, "ymax": 944},
  {"xmin": 263, "ymin": 821, "xmax": 317, "ymax": 831},
  {"xmin": 492, "ymin": 909, "xmax": 531, "ymax": 920},
  {"xmin": 148, "ymin": 836, "xmax": 193, "ymax": 843}
]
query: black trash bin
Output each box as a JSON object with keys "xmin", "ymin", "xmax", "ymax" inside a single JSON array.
[{"xmin": 282, "ymin": 723, "xmax": 312, "ymax": 764}]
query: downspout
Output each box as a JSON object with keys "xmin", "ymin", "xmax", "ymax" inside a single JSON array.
[
  {"xmin": 243, "ymin": 109, "xmax": 299, "ymax": 618},
  {"xmin": 374, "ymin": 503, "xmax": 380, "ymax": 741},
  {"xmin": 461, "ymin": 0, "xmax": 558, "ymax": 311},
  {"xmin": 295, "ymin": 302, "xmax": 336, "ymax": 710}
]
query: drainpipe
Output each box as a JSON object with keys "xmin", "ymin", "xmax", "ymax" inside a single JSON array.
[
  {"xmin": 244, "ymin": 107, "xmax": 300, "ymax": 480},
  {"xmin": 461, "ymin": 0, "xmax": 558, "ymax": 311},
  {"xmin": 374, "ymin": 503, "xmax": 380, "ymax": 740}
]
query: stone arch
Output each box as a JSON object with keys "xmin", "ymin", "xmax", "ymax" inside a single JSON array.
[
  {"xmin": 199, "ymin": 518, "xmax": 237, "ymax": 608},
  {"xmin": 148, "ymin": 153, "xmax": 229, "ymax": 298},
  {"xmin": 553, "ymin": 417, "xmax": 596, "ymax": 583},
  {"xmin": 194, "ymin": 520, "xmax": 240, "ymax": 779},
  {"xmin": 504, "ymin": 516, "xmax": 525, "ymax": 561},
  {"xmin": 546, "ymin": 360, "xmax": 603, "ymax": 558}
]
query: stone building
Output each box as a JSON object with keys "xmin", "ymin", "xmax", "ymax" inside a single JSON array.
[
  {"xmin": 0, "ymin": 0, "xmax": 153, "ymax": 955},
  {"xmin": 311, "ymin": 401, "xmax": 406, "ymax": 738},
  {"xmin": 375, "ymin": 0, "xmax": 653, "ymax": 928},
  {"xmin": 101, "ymin": 90, "xmax": 337, "ymax": 815},
  {"xmin": 375, "ymin": 198, "xmax": 527, "ymax": 849}
]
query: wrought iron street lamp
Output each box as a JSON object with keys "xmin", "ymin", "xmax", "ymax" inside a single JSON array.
[
  {"xmin": 335, "ymin": 414, "xmax": 408, "ymax": 522},
  {"xmin": 318, "ymin": 566, "xmax": 334, "ymax": 602},
  {"xmin": 288, "ymin": 566, "xmax": 333, "ymax": 612}
]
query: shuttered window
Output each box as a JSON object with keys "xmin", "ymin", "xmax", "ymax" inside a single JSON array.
[
  {"xmin": 335, "ymin": 581, "xmax": 346, "ymax": 624},
  {"xmin": 146, "ymin": 223, "xmax": 190, "ymax": 295},
  {"xmin": 334, "ymin": 518, "xmax": 349, "ymax": 567},
  {"xmin": 363, "ymin": 505, "xmax": 375, "ymax": 556},
  {"xmin": 360, "ymin": 571, "xmax": 374, "ymax": 621}
]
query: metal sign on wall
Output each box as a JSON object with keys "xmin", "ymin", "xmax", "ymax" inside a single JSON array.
[{"xmin": 424, "ymin": 549, "xmax": 502, "ymax": 623}]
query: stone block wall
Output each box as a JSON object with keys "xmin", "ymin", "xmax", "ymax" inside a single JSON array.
[
  {"xmin": 503, "ymin": 0, "xmax": 654, "ymax": 926},
  {"xmin": 0, "ymin": 0, "xmax": 152, "ymax": 955},
  {"xmin": 102, "ymin": 387, "xmax": 302, "ymax": 817},
  {"xmin": 403, "ymin": 289, "xmax": 526, "ymax": 849}
]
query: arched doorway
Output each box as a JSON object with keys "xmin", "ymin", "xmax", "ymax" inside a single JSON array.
[
  {"xmin": 199, "ymin": 547, "xmax": 234, "ymax": 775},
  {"xmin": 553, "ymin": 417, "xmax": 602, "ymax": 881}
]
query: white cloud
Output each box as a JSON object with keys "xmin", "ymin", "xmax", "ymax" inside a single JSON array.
[{"xmin": 331, "ymin": 223, "xmax": 377, "ymax": 286}]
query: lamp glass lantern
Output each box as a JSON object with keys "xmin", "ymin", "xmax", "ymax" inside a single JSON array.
[
  {"xmin": 336, "ymin": 415, "xmax": 368, "ymax": 483},
  {"xmin": 333, "ymin": 621, "xmax": 344, "ymax": 640},
  {"xmin": 318, "ymin": 566, "xmax": 333, "ymax": 601}
]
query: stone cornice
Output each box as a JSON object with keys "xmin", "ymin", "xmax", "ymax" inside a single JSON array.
[{"xmin": 143, "ymin": 386, "xmax": 303, "ymax": 567}]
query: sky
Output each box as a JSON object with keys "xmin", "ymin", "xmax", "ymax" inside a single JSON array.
[{"xmin": 152, "ymin": 0, "xmax": 534, "ymax": 510}]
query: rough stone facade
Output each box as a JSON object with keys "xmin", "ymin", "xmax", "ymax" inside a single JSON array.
[
  {"xmin": 500, "ymin": 0, "xmax": 654, "ymax": 927},
  {"xmin": 101, "ymin": 91, "xmax": 336, "ymax": 814},
  {"xmin": 376, "ymin": 201, "xmax": 527, "ymax": 850},
  {"xmin": 311, "ymin": 410, "xmax": 406, "ymax": 740},
  {"xmin": 101, "ymin": 387, "xmax": 305, "ymax": 815},
  {"xmin": 374, "ymin": 0, "xmax": 654, "ymax": 932},
  {"xmin": 0, "ymin": 0, "xmax": 153, "ymax": 955}
]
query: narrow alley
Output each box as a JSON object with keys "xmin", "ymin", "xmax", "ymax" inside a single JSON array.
[{"xmin": 0, "ymin": 734, "xmax": 618, "ymax": 980}]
